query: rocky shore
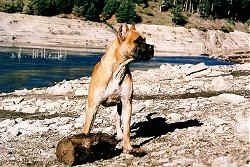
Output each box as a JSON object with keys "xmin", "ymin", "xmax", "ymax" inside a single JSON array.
[
  {"xmin": 0, "ymin": 62, "xmax": 249, "ymax": 166},
  {"xmin": 0, "ymin": 12, "xmax": 249, "ymax": 62}
]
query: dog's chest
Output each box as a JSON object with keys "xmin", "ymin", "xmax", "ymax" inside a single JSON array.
[{"xmin": 102, "ymin": 87, "xmax": 122, "ymax": 107}]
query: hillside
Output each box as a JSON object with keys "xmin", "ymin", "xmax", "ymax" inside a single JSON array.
[
  {"xmin": 0, "ymin": 12, "xmax": 249, "ymax": 63},
  {"xmin": 135, "ymin": 1, "xmax": 249, "ymax": 33}
]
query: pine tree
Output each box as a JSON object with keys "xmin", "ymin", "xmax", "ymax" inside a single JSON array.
[
  {"xmin": 172, "ymin": 4, "xmax": 187, "ymax": 25},
  {"xmin": 116, "ymin": 0, "xmax": 137, "ymax": 23},
  {"xmin": 102, "ymin": 0, "xmax": 120, "ymax": 20},
  {"xmin": 85, "ymin": 2, "xmax": 98, "ymax": 21}
]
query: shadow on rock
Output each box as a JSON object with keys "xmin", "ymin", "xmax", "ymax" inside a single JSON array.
[
  {"xmin": 56, "ymin": 133, "xmax": 121, "ymax": 166},
  {"xmin": 131, "ymin": 113, "xmax": 203, "ymax": 146}
]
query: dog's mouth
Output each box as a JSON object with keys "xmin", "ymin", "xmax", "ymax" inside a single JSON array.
[{"xmin": 132, "ymin": 43, "xmax": 154, "ymax": 61}]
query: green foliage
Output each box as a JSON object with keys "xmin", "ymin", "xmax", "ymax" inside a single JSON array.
[
  {"xmin": 54, "ymin": 0, "xmax": 73, "ymax": 14},
  {"xmin": 85, "ymin": 3, "xmax": 98, "ymax": 21},
  {"xmin": 246, "ymin": 18, "xmax": 250, "ymax": 26},
  {"xmin": 101, "ymin": 0, "xmax": 120, "ymax": 20},
  {"xmin": 0, "ymin": 0, "xmax": 23, "ymax": 13},
  {"xmin": 72, "ymin": 5, "xmax": 84, "ymax": 16},
  {"xmin": 199, "ymin": 0, "xmax": 210, "ymax": 17},
  {"xmin": 116, "ymin": 0, "xmax": 138, "ymax": 23},
  {"xmin": 0, "ymin": 0, "xmax": 249, "ymax": 24},
  {"xmin": 172, "ymin": 5, "xmax": 187, "ymax": 25},
  {"xmin": 220, "ymin": 25, "xmax": 234, "ymax": 33}
]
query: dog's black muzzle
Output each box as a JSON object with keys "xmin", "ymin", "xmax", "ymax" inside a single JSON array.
[{"xmin": 133, "ymin": 43, "xmax": 154, "ymax": 61}]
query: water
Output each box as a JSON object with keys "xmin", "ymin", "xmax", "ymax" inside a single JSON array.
[{"xmin": 0, "ymin": 50, "xmax": 234, "ymax": 93}]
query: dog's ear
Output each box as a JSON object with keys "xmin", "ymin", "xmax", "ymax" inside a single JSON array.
[
  {"xmin": 117, "ymin": 25, "xmax": 124, "ymax": 43},
  {"xmin": 130, "ymin": 24, "xmax": 136, "ymax": 31},
  {"xmin": 124, "ymin": 24, "xmax": 129, "ymax": 34}
]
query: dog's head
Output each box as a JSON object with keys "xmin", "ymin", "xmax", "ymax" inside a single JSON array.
[{"xmin": 117, "ymin": 24, "xmax": 154, "ymax": 62}]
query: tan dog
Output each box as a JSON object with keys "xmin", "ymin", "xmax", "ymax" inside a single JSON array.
[{"xmin": 82, "ymin": 24, "xmax": 154, "ymax": 153}]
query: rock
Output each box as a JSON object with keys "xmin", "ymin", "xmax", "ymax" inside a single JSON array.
[
  {"xmin": 211, "ymin": 156, "xmax": 238, "ymax": 167},
  {"xmin": 20, "ymin": 106, "xmax": 39, "ymax": 113},
  {"xmin": 167, "ymin": 113, "xmax": 183, "ymax": 122},
  {"xmin": 210, "ymin": 76, "xmax": 233, "ymax": 91},
  {"xmin": 74, "ymin": 89, "xmax": 87, "ymax": 96},
  {"xmin": 211, "ymin": 93, "xmax": 247, "ymax": 105},
  {"xmin": 46, "ymin": 84, "xmax": 73, "ymax": 96},
  {"xmin": 235, "ymin": 119, "xmax": 250, "ymax": 142},
  {"xmin": 0, "ymin": 119, "xmax": 15, "ymax": 128},
  {"xmin": 13, "ymin": 89, "xmax": 29, "ymax": 96},
  {"xmin": 6, "ymin": 126, "xmax": 19, "ymax": 137},
  {"xmin": 74, "ymin": 115, "xmax": 85, "ymax": 129},
  {"xmin": 246, "ymin": 83, "xmax": 250, "ymax": 91}
]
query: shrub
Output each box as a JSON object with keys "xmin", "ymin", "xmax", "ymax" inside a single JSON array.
[
  {"xmin": 220, "ymin": 25, "xmax": 234, "ymax": 33},
  {"xmin": 0, "ymin": 0, "xmax": 23, "ymax": 13}
]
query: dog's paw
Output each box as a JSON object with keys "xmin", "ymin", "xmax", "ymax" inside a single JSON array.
[
  {"xmin": 115, "ymin": 133, "xmax": 123, "ymax": 141},
  {"xmin": 123, "ymin": 147, "xmax": 147, "ymax": 157}
]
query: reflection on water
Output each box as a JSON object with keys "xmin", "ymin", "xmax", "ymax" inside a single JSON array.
[
  {"xmin": 0, "ymin": 50, "xmax": 234, "ymax": 93},
  {"xmin": 0, "ymin": 52, "xmax": 101, "ymax": 93}
]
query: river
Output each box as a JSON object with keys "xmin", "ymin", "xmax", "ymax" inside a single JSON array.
[{"xmin": 0, "ymin": 49, "xmax": 234, "ymax": 93}]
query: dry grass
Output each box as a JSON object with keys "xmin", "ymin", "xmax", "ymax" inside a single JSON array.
[{"xmin": 135, "ymin": 1, "xmax": 173, "ymax": 26}]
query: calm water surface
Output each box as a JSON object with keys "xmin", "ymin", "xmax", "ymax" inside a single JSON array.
[{"xmin": 0, "ymin": 51, "xmax": 234, "ymax": 93}]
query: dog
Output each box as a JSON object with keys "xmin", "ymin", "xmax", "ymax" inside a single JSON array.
[{"xmin": 82, "ymin": 24, "xmax": 154, "ymax": 153}]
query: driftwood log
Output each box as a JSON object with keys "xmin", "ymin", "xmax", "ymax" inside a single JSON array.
[{"xmin": 56, "ymin": 133, "xmax": 119, "ymax": 166}]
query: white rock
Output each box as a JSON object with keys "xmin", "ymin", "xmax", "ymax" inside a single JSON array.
[
  {"xmin": 211, "ymin": 156, "xmax": 238, "ymax": 167},
  {"xmin": 20, "ymin": 106, "xmax": 39, "ymax": 113},
  {"xmin": 13, "ymin": 89, "xmax": 29, "ymax": 95},
  {"xmin": 167, "ymin": 113, "xmax": 183, "ymax": 122},
  {"xmin": 210, "ymin": 76, "xmax": 233, "ymax": 91},
  {"xmin": 211, "ymin": 93, "xmax": 247, "ymax": 105},
  {"xmin": 235, "ymin": 119, "xmax": 250, "ymax": 142},
  {"xmin": 74, "ymin": 88, "xmax": 87, "ymax": 96},
  {"xmin": 46, "ymin": 84, "xmax": 73, "ymax": 96},
  {"xmin": 39, "ymin": 107, "xmax": 47, "ymax": 113},
  {"xmin": 57, "ymin": 124, "xmax": 73, "ymax": 135},
  {"xmin": 0, "ymin": 119, "xmax": 15, "ymax": 128},
  {"xmin": 6, "ymin": 126, "xmax": 19, "ymax": 137},
  {"xmin": 246, "ymin": 83, "xmax": 250, "ymax": 90},
  {"xmin": 35, "ymin": 99, "xmax": 45, "ymax": 106},
  {"xmin": 74, "ymin": 115, "xmax": 85, "ymax": 128}
]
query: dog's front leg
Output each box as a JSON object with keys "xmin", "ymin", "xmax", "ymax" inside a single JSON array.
[
  {"xmin": 82, "ymin": 102, "xmax": 99, "ymax": 135},
  {"xmin": 114, "ymin": 103, "xmax": 123, "ymax": 140},
  {"xmin": 121, "ymin": 99, "xmax": 133, "ymax": 153}
]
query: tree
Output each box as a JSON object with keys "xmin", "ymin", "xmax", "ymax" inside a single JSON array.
[
  {"xmin": 116, "ymin": 0, "xmax": 138, "ymax": 23},
  {"xmin": 101, "ymin": 0, "xmax": 120, "ymax": 20},
  {"xmin": 172, "ymin": 4, "xmax": 187, "ymax": 25},
  {"xmin": 54, "ymin": 0, "xmax": 73, "ymax": 14},
  {"xmin": 85, "ymin": 2, "xmax": 99, "ymax": 21}
]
